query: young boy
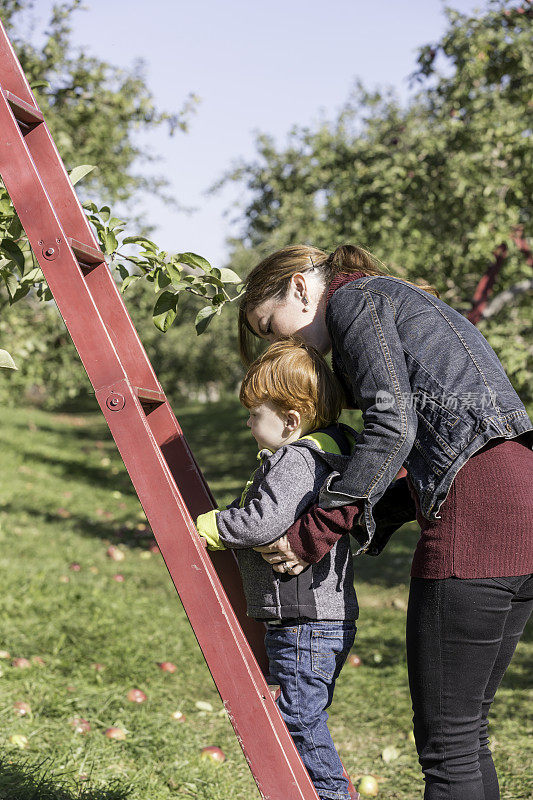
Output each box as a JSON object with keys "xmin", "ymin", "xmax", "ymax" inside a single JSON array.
[{"xmin": 195, "ymin": 338, "xmax": 358, "ymax": 800}]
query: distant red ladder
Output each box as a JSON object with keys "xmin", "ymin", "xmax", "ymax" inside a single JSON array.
[{"xmin": 0, "ymin": 21, "xmax": 359, "ymax": 800}]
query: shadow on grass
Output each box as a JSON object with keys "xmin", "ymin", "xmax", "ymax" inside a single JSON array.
[
  {"xmin": 1, "ymin": 503, "xmax": 156, "ymax": 550},
  {"xmin": 0, "ymin": 754, "xmax": 131, "ymax": 800}
]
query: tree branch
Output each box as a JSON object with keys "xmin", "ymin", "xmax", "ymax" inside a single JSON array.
[{"xmin": 481, "ymin": 279, "xmax": 533, "ymax": 319}]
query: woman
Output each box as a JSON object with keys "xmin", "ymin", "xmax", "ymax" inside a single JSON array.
[{"xmin": 239, "ymin": 243, "xmax": 533, "ymax": 800}]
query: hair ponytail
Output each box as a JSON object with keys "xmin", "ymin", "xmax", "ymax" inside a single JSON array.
[{"xmin": 238, "ymin": 243, "xmax": 439, "ymax": 365}]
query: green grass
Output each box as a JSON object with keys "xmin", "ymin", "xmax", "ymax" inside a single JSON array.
[{"xmin": 0, "ymin": 399, "xmax": 531, "ymax": 799}]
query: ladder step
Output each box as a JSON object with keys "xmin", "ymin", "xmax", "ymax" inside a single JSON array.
[
  {"xmin": 3, "ymin": 89, "xmax": 43, "ymax": 125},
  {"xmin": 68, "ymin": 237, "xmax": 105, "ymax": 266},
  {"xmin": 134, "ymin": 387, "xmax": 166, "ymax": 404}
]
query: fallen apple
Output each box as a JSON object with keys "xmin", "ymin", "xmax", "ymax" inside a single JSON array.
[
  {"xmin": 89, "ymin": 566, "xmax": 99, "ymax": 574},
  {"xmin": 70, "ymin": 717, "xmax": 91, "ymax": 734},
  {"xmin": 9, "ymin": 734, "xmax": 29, "ymax": 749},
  {"xmin": 347, "ymin": 654, "xmax": 362, "ymax": 667},
  {"xmin": 358, "ymin": 775, "xmax": 379, "ymax": 796},
  {"xmin": 32, "ymin": 656, "xmax": 45, "ymax": 666},
  {"xmin": 112, "ymin": 573, "xmax": 125, "ymax": 582},
  {"xmin": 157, "ymin": 661, "xmax": 177, "ymax": 673},
  {"xmin": 171, "ymin": 710, "xmax": 186, "ymax": 722},
  {"xmin": 127, "ymin": 688, "xmax": 147, "ymax": 703},
  {"xmin": 91, "ymin": 663, "xmax": 105, "ymax": 672},
  {"xmin": 195, "ymin": 701, "xmax": 213, "ymax": 712},
  {"xmin": 13, "ymin": 701, "xmax": 31, "ymax": 716},
  {"xmin": 104, "ymin": 727, "xmax": 126, "ymax": 740},
  {"xmin": 12, "ymin": 657, "xmax": 31, "ymax": 669},
  {"xmin": 200, "ymin": 745, "xmax": 226, "ymax": 763},
  {"xmin": 69, "ymin": 562, "xmax": 81, "ymax": 571},
  {"xmin": 59, "ymin": 575, "xmax": 70, "ymax": 583},
  {"xmin": 106, "ymin": 546, "xmax": 125, "ymax": 562},
  {"xmin": 382, "ymin": 745, "xmax": 399, "ymax": 762},
  {"xmin": 149, "ymin": 543, "xmax": 160, "ymax": 554},
  {"xmin": 0, "ymin": 650, "xmax": 11, "ymax": 659}
]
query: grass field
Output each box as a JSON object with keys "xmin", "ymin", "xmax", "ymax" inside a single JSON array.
[{"xmin": 0, "ymin": 399, "xmax": 531, "ymax": 799}]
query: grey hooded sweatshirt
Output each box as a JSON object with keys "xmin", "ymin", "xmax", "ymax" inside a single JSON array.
[{"xmin": 211, "ymin": 424, "xmax": 359, "ymax": 623}]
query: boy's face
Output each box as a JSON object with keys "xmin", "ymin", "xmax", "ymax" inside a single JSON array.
[{"xmin": 246, "ymin": 401, "xmax": 303, "ymax": 452}]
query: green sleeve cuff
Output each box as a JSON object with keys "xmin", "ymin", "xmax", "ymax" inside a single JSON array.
[{"xmin": 195, "ymin": 510, "xmax": 227, "ymax": 551}]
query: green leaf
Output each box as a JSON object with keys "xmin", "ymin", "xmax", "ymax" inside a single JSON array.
[
  {"xmin": 153, "ymin": 291, "xmax": 179, "ymax": 332},
  {"xmin": 155, "ymin": 268, "xmax": 171, "ymax": 292},
  {"xmin": 120, "ymin": 275, "xmax": 142, "ymax": 293},
  {"xmin": 99, "ymin": 206, "xmax": 111, "ymax": 223},
  {"xmin": 108, "ymin": 217, "xmax": 125, "ymax": 231},
  {"xmin": 1, "ymin": 269, "xmax": 19, "ymax": 300},
  {"xmin": 30, "ymin": 80, "xmax": 49, "ymax": 90},
  {"xmin": 178, "ymin": 252, "xmax": 212, "ymax": 271},
  {"xmin": 0, "ymin": 349, "xmax": 17, "ymax": 369},
  {"xmin": 69, "ymin": 165, "xmax": 96, "ymax": 186},
  {"xmin": 195, "ymin": 306, "xmax": 217, "ymax": 335},
  {"xmin": 0, "ymin": 239, "xmax": 25, "ymax": 274},
  {"xmin": 99, "ymin": 229, "xmax": 118, "ymax": 255},
  {"xmin": 122, "ymin": 236, "xmax": 158, "ymax": 250},
  {"xmin": 219, "ymin": 267, "xmax": 242, "ymax": 284}
]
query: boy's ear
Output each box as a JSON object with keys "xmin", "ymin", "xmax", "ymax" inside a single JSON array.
[{"xmin": 285, "ymin": 410, "xmax": 301, "ymax": 431}]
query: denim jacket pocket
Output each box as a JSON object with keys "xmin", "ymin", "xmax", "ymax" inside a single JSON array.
[{"xmin": 310, "ymin": 626, "xmax": 356, "ymax": 680}]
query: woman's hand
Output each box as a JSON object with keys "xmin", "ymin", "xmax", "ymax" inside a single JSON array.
[{"xmin": 253, "ymin": 535, "xmax": 309, "ymax": 575}]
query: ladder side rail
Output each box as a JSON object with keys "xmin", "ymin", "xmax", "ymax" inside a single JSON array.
[
  {"xmin": 0, "ymin": 22, "xmax": 36, "ymax": 107},
  {"xmin": 96, "ymin": 379, "xmax": 321, "ymax": 800}
]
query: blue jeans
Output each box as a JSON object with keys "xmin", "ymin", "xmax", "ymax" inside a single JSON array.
[{"xmin": 264, "ymin": 619, "xmax": 356, "ymax": 800}]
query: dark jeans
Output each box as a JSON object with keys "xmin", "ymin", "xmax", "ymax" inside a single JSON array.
[
  {"xmin": 264, "ymin": 619, "xmax": 356, "ymax": 800},
  {"xmin": 406, "ymin": 574, "xmax": 533, "ymax": 800}
]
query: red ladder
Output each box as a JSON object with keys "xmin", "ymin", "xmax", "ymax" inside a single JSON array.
[{"xmin": 0, "ymin": 21, "xmax": 359, "ymax": 800}]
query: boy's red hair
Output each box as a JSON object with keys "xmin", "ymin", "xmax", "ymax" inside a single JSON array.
[{"xmin": 239, "ymin": 337, "xmax": 345, "ymax": 430}]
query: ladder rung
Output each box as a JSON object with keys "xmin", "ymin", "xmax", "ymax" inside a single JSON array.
[
  {"xmin": 134, "ymin": 387, "xmax": 166, "ymax": 404},
  {"xmin": 68, "ymin": 237, "xmax": 105, "ymax": 265},
  {"xmin": 3, "ymin": 89, "xmax": 43, "ymax": 125}
]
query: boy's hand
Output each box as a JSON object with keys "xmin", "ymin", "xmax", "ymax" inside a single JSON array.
[{"xmin": 253, "ymin": 535, "xmax": 309, "ymax": 575}]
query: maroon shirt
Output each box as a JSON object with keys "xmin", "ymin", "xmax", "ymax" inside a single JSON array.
[{"xmin": 285, "ymin": 273, "xmax": 533, "ymax": 578}]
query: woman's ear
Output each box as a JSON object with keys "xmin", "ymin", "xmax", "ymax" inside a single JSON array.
[
  {"xmin": 290, "ymin": 273, "xmax": 308, "ymax": 304},
  {"xmin": 285, "ymin": 410, "xmax": 301, "ymax": 432}
]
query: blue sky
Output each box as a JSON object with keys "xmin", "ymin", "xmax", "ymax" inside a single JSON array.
[{"xmin": 30, "ymin": 0, "xmax": 483, "ymax": 267}]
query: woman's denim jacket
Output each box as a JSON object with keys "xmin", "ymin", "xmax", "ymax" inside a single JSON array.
[{"xmin": 321, "ymin": 275, "xmax": 533, "ymax": 555}]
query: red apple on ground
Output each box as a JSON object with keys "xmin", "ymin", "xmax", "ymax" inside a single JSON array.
[
  {"xmin": 32, "ymin": 656, "xmax": 45, "ymax": 666},
  {"xmin": 69, "ymin": 562, "xmax": 81, "ymax": 571},
  {"xmin": 70, "ymin": 717, "xmax": 91, "ymax": 734},
  {"xmin": 12, "ymin": 657, "xmax": 31, "ymax": 669},
  {"xmin": 171, "ymin": 710, "xmax": 186, "ymax": 722},
  {"xmin": 358, "ymin": 775, "xmax": 379, "ymax": 796},
  {"xmin": 104, "ymin": 727, "xmax": 126, "ymax": 740},
  {"xmin": 127, "ymin": 688, "xmax": 147, "ymax": 703},
  {"xmin": 112, "ymin": 573, "xmax": 125, "ymax": 582},
  {"xmin": 200, "ymin": 745, "xmax": 226, "ymax": 763},
  {"xmin": 347, "ymin": 654, "xmax": 362, "ymax": 667},
  {"xmin": 13, "ymin": 701, "xmax": 31, "ymax": 716},
  {"xmin": 157, "ymin": 661, "xmax": 177, "ymax": 673},
  {"xmin": 106, "ymin": 545, "xmax": 125, "ymax": 562}
]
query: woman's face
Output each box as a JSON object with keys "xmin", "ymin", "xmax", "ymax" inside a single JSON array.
[{"xmin": 246, "ymin": 273, "xmax": 331, "ymax": 354}]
